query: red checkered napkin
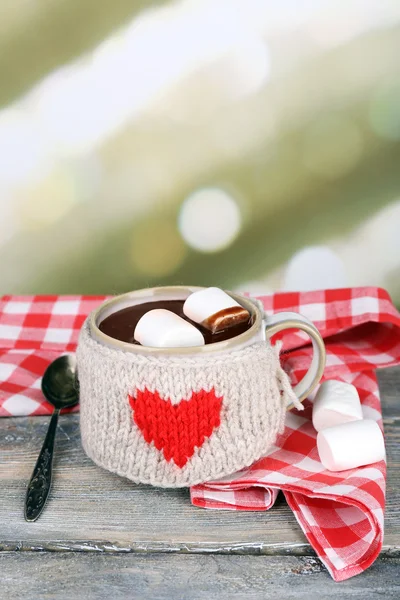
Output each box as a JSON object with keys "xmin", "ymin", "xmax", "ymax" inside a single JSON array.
[
  {"xmin": 0, "ymin": 296, "xmax": 108, "ymax": 416},
  {"xmin": 1, "ymin": 288, "xmax": 400, "ymax": 581},
  {"xmin": 192, "ymin": 287, "xmax": 400, "ymax": 581}
]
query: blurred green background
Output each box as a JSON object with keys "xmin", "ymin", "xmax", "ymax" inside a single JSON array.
[{"xmin": 0, "ymin": 0, "xmax": 399, "ymax": 302}]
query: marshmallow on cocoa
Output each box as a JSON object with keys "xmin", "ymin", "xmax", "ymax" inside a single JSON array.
[
  {"xmin": 134, "ymin": 309, "xmax": 205, "ymax": 348},
  {"xmin": 183, "ymin": 287, "xmax": 250, "ymax": 334}
]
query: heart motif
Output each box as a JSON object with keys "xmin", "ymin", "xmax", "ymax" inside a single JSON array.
[{"xmin": 128, "ymin": 388, "xmax": 223, "ymax": 468}]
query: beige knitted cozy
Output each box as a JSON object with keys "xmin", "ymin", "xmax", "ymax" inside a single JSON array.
[{"xmin": 77, "ymin": 318, "xmax": 301, "ymax": 488}]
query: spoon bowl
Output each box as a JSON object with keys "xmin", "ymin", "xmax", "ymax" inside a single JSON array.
[{"xmin": 41, "ymin": 355, "xmax": 78, "ymax": 409}]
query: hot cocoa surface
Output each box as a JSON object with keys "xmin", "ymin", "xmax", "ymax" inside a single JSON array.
[{"xmin": 99, "ymin": 299, "xmax": 253, "ymax": 345}]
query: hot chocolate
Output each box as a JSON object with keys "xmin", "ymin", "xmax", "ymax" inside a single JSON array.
[{"xmin": 99, "ymin": 299, "xmax": 254, "ymax": 346}]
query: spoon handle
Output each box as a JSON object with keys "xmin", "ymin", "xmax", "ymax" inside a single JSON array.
[{"xmin": 24, "ymin": 408, "xmax": 60, "ymax": 522}]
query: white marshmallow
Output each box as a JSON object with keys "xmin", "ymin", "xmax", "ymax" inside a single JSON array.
[
  {"xmin": 183, "ymin": 287, "xmax": 249, "ymax": 333},
  {"xmin": 312, "ymin": 380, "xmax": 363, "ymax": 432},
  {"xmin": 317, "ymin": 419, "xmax": 385, "ymax": 472},
  {"xmin": 134, "ymin": 309, "xmax": 205, "ymax": 348}
]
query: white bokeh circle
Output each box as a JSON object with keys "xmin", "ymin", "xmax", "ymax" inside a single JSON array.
[
  {"xmin": 178, "ymin": 187, "xmax": 242, "ymax": 252},
  {"xmin": 283, "ymin": 246, "xmax": 347, "ymax": 291}
]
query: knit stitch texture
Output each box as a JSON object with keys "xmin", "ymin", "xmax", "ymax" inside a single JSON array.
[{"xmin": 77, "ymin": 318, "xmax": 300, "ymax": 487}]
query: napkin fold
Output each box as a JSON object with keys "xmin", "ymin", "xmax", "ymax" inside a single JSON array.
[
  {"xmin": 192, "ymin": 288, "xmax": 400, "ymax": 581},
  {"xmin": 1, "ymin": 287, "xmax": 400, "ymax": 581}
]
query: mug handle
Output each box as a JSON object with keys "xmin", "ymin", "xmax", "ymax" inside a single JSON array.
[{"xmin": 264, "ymin": 311, "xmax": 326, "ymax": 409}]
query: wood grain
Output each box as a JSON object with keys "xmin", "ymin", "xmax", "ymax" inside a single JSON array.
[
  {"xmin": 1, "ymin": 553, "xmax": 400, "ymax": 600},
  {"xmin": 0, "ymin": 366, "xmax": 399, "ymax": 555},
  {"xmin": 377, "ymin": 366, "xmax": 400, "ymax": 417}
]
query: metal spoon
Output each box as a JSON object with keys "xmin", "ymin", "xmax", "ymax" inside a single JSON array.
[{"xmin": 24, "ymin": 355, "xmax": 78, "ymax": 522}]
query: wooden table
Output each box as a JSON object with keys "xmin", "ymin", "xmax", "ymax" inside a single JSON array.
[{"xmin": 1, "ymin": 367, "xmax": 399, "ymax": 599}]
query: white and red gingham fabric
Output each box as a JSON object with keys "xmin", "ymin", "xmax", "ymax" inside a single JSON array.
[
  {"xmin": 1, "ymin": 288, "xmax": 400, "ymax": 581},
  {"xmin": 0, "ymin": 296, "xmax": 108, "ymax": 416},
  {"xmin": 192, "ymin": 287, "xmax": 400, "ymax": 581}
]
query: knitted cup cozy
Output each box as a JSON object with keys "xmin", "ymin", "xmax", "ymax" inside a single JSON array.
[{"xmin": 77, "ymin": 317, "xmax": 301, "ymax": 488}]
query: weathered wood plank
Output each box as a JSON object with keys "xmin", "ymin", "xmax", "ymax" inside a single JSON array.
[
  {"xmin": 377, "ymin": 366, "xmax": 400, "ymax": 418},
  {"xmin": 1, "ymin": 553, "xmax": 400, "ymax": 600},
  {"xmin": 0, "ymin": 411, "xmax": 309, "ymax": 553},
  {"xmin": 0, "ymin": 367, "xmax": 399, "ymax": 554}
]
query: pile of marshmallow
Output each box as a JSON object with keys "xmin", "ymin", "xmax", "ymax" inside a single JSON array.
[
  {"xmin": 313, "ymin": 380, "xmax": 386, "ymax": 472},
  {"xmin": 135, "ymin": 287, "xmax": 250, "ymax": 348}
]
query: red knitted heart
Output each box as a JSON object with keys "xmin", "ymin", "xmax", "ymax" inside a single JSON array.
[{"xmin": 128, "ymin": 388, "xmax": 223, "ymax": 468}]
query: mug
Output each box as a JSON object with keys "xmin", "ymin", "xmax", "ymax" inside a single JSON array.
[{"xmin": 77, "ymin": 286, "xmax": 326, "ymax": 487}]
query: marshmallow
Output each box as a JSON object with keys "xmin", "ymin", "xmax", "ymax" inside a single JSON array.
[
  {"xmin": 183, "ymin": 287, "xmax": 250, "ymax": 333},
  {"xmin": 312, "ymin": 380, "xmax": 363, "ymax": 432},
  {"xmin": 317, "ymin": 419, "xmax": 385, "ymax": 472},
  {"xmin": 134, "ymin": 309, "xmax": 205, "ymax": 348}
]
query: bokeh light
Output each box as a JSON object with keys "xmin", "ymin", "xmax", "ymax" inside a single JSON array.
[
  {"xmin": 0, "ymin": 0, "xmax": 400, "ymax": 301},
  {"xmin": 178, "ymin": 188, "xmax": 242, "ymax": 252},
  {"xmin": 369, "ymin": 83, "xmax": 400, "ymax": 141},
  {"xmin": 16, "ymin": 169, "xmax": 79, "ymax": 231},
  {"xmin": 0, "ymin": 108, "xmax": 50, "ymax": 187},
  {"xmin": 333, "ymin": 199, "xmax": 400, "ymax": 286},
  {"xmin": 283, "ymin": 246, "xmax": 347, "ymax": 291},
  {"xmin": 18, "ymin": 0, "xmax": 272, "ymax": 157},
  {"xmin": 302, "ymin": 115, "xmax": 363, "ymax": 179},
  {"xmin": 131, "ymin": 220, "xmax": 187, "ymax": 277},
  {"xmin": 217, "ymin": 35, "xmax": 270, "ymax": 100}
]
